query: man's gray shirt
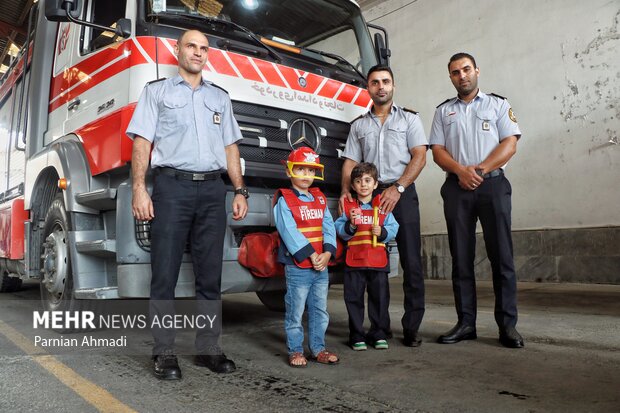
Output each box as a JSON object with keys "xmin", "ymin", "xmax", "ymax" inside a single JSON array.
[
  {"xmin": 429, "ymin": 90, "xmax": 521, "ymax": 167},
  {"xmin": 342, "ymin": 104, "xmax": 428, "ymax": 183},
  {"xmin": 126, "ymin": 74, "xmax": 243, "ymax": 172}
]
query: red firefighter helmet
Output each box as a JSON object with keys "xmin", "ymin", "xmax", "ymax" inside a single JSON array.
[{"xmin": 282, "ymin": 147, "xmax": 325, "ymax": 181}]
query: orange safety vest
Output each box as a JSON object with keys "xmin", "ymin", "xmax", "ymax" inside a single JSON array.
[
  {"xmin": 275, "ymin": 187, "xmax": 327, "ymax": 269},
  {"xmin": 343, "ymin": 195, "xmax": 388, "ymax": 268}
]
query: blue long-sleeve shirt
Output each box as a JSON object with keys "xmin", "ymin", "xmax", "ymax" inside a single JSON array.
[
  {"xmin": 273, "ymin": 188, "xmax": 337, "ymax": 265},
  {"xmin": 334, "ymin": 202, "xmax": 399, "ymax": 243}
]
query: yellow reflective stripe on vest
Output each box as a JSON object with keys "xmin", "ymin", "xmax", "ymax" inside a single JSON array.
[
  {"xmin": 306, "ymin": 236, "xmax": 324, "ymax": 243},
  {"xmin": 348, "ymin": 240, "xmax": 385, "ymax": 247},
  {"xmin": 299, "ymin": 226, "xmax": 323, "ymax": 233},
  {"xmin": 352, "ymin": 230, "xmax": 372, "ymax": 237}
]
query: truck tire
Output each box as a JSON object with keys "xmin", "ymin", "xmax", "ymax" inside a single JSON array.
[
  {"xmin": 40, "ymin": 195, "xmax": 96, "ymax": 332},
  {"xmin": 256, "ymin": 290, "xmax": 286, "ymax": 312},
  {"xmin": 0, "ymin": 271, "xmax": 22, "ymax": 292}
]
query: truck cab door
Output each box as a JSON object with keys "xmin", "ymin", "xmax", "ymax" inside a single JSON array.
[
  {"xmin": 63, "ymin": 0, "xmax": 130, "ymax": 136},
  {"xmin": 46, "ymin": 21, "xmax": 74, "ymax": 144}
]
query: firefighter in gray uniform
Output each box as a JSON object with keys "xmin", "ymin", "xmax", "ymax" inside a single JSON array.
[
  {"xmin": 341, "ymin": 65, "xmax": 428, "ymax": 347},
  {"xmin": 127, "ymin": 30, "xmax": 249, "ymax": 379},
  {"xmin": 429, "ymin": 52, "xmax": 524, "ymax": 348}
]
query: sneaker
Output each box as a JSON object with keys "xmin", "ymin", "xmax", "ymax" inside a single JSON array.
[
  {"xmin": 351, "ymin": 342, "xmax": 367, "ymax": 351},
  {"xmin": 374, "ymin": 339, "xmax": 389, "ymax": 350}
]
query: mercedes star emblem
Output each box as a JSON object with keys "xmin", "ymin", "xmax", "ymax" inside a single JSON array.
[{"xmin": 287, "ymin": 118, "xmax": 320, "ymax": 153}]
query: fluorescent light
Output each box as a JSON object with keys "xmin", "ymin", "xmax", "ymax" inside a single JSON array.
[
  {"xmin": 242, "ymin": 0, "xmax": 259, "ymax": 10},
  {"xmin": 8, "ymin": 43, "xmax": 20, "ymax": 57}
]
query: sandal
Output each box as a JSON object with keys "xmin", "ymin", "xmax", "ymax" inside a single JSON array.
[
  {"xmin": 311, "ymin": 349, "xmax": 339, "ymax": 365},
  {"xmin": 288, "ymin": 352, "xmax": 307, "ymax": 368}
]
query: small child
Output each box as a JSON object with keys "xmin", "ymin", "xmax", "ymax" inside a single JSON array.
[
  {"xmin": 335, "ymin": 162, "xmax": 399, "ymax": 350},
  {"xmin": 273, "ymin": 147, "xmax": 340, "ymax": 367}
]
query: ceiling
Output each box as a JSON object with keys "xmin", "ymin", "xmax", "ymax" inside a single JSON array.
[
  {"xmin": 0, "ymin": 0, "xmax": 35, "ymax": 77},
  {"xmin": 356, "ymin": 0, "xmax": 386, "ymax": 10}
]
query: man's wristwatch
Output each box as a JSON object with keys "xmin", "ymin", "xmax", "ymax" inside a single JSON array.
[
  {"xmin": 234, "ymin": 187, "xmax": 250, "ymax": 199},
  {"xmin": 393, "ymin": 182, "xmax": 405, "ymax": 193}
]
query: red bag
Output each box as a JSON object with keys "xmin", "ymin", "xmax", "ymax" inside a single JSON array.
[{"xmin": 238, "ymin": 232, "xmax": 285, "ymax": 278}]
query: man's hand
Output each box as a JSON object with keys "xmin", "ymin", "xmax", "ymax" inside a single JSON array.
[
  {"xmin": 232, "ymin": 194, "xmax": 248, "ymax": 220},
  {"xmin": 132, "ymin": 188, "xmax": 154, "ymax": 221},
  {"xmin": 379, "ymin": 186, "xmax": 400, "ymax": 214},
  {"xmin": 338, "ymin": 191, "xmax": 354, "ymax": 215},
  {"xmin": 313, "ymin": 252, "xmax": 332, "ymax": 272},
  {"xmin": 131, "ymin": 136, "xmax": 153, "ymax": 221},
  {"xmin": 457, "ymin": 165, "xmax": 484, "ymax": 191}
]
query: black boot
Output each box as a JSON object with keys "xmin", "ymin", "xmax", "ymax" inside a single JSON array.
[
  {"xmin": 437, "ymin": 323, "xmax": 477, "ymax": 344},
  {"xmin": 153, "ymin": 350, "xmax": 182, "ymax": 380}
]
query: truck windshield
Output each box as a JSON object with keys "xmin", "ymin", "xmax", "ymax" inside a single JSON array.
[{"xmin": 147, "ymin": 0, "xmax": 377, "ymax": 78}]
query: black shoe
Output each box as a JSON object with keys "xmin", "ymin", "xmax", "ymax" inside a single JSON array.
[
  {"xmin": 195, "ymin": 354, "xmax": 236, "ymax": 374},
  {"xmin": 499, "ymin": 326, "xmax": 524, "ymax": 348},
  {"xmin": 153, "ymin": 351, "xmax": 182, "ymax": 380},
  {"xmin": 437, "ymin": 324, "xmax": 477, "ymax": 344},
  {"xmin": 403, "ymin": 331, "xmax": 422, "ymax": 347}
]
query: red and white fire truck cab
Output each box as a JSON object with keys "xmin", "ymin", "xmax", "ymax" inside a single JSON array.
[{"xmin": 0, "ymin": 0, "xmax": 392, "ymax": 311}]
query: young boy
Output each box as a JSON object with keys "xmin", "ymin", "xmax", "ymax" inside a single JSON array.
[
  {"xmin": 335, "ymin": 162, "xmax": 399, "ymax": 350},
  {"xmin": 273, "ymin": 147, "xmax": 340, "ymax": 367}
]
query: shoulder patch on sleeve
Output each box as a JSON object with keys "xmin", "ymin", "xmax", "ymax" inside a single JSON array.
[
  {"xmin": 210, "ymin": 82, "xmax": 229, "ymax": 94},
  {"xmin": 403, "ymin": 107, "xmax": 419, "ymax": 115},
  {"xmin": 350, "ymin": 114, "xmax": 364, "ymax": 125},
  {"xmin": 490, "ymin": 92, "xmax": 507, "ymax": 100},
  {"xmin": 146, "ymin": 78, "xmax": 166, "ymax": 85},
  {"xmin": 508, "ymin": 108, "xmax": 517, "ymax": 123},
  {"xmin": 436, "ymin": 98, "xmax": 451, "ymax": 108}
]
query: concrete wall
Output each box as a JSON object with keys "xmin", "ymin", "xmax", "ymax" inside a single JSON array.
[{"xmin": 361, "ymin": 0, "xmax": 620, "ymax": 283}]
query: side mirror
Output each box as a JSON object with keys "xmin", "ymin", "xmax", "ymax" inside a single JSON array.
[
  {"xmin": 115, "ymin": 18, "xmax": 132, "ymax": 38},
  {"xmin": 46, "ymin": 1, "xmax": 132, "ymax": 40},
  {"xmin": 367, "ymin": 23, "xmax": 391, "ymax": 66},
  {"xmin": 45, "ymin": 0, "xmax": 82, "ymax": 22},
  {"xmin": 373, "ymin": 33, "xmax": 391, "ymax": 66}
]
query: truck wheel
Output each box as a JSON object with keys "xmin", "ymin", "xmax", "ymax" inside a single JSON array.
[
  {"xmin": 256, "ymin": 290, "xmax": 286, "ymax": 312},
  {"xmin": 40, "ymin": 195, "xmax": 96, "ymax": 332},
  {"xmin": 0, "ymin": 271, "xmax": 22, "ymax": 292}
]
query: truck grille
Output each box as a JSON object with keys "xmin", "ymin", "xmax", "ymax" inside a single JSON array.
[{"xmin": 232, "ymin": 101, "xmax": 351, "ymax": 191}]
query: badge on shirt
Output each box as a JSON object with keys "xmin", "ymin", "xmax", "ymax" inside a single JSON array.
[
  {"xmin": 213, "ymin": 112, "xmax": 221, "ymax": 125},
  {"xmin": 482, "ymin": 121, "xmax": 490, "ymax": 131},
  {"xmin": 508, "ymin": 108, "xmax": 517, "ymax": 123}
]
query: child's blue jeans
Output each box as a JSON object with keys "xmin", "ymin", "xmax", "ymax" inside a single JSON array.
[{"xmin": 284, "ymin": 264, "xmax": 329, "ymax": 356}]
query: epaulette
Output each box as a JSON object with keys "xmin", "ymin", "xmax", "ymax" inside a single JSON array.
[
  {"xmin": 209, "ymin": 82, "xmax": 229, "ymax": 94},
  {"xmin": 146, "ymin": 78, "xmax": 166, "ymax": 85},
  {"xmin": 489, "ymin": 92, "xmax": 507, "ymax": 100},
  {"xmin": 436, "ymin": 98, "xmax": 451, "ymax": 108},
  {"xmin": 403, "ymin": 107, "xmax": 418, "ymax": 115},
  {"xmin": 350, "ymin": 114, "xmax": 364, "ymax": 125}
]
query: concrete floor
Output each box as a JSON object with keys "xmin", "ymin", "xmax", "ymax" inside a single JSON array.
[{"xmin": 0, "ymin": 278, "xmax": 618, "ymax": 412}]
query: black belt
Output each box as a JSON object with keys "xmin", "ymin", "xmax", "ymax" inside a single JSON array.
[
  {"xmin": 377, "ymin": 182, "xmax": 395, "ymax": 190},
  {"xmin": 448, "ymin": 169, "xmax": 503, "ymax": 179},
  {"xmin": 157, "ymin": 167, "xmax": 222, "ymax": 181}
]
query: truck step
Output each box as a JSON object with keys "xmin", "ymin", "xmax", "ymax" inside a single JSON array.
[
  {"xmin": 74, "ymin": 188, "xmax": 117, "ymax": 210},
  {"xmin": 75, "ymin": 239, "xmax": 116, "ymax": 257},
  {"xmin": 74, "ymin": 287, "xmax": 119, "ymax": 299}
]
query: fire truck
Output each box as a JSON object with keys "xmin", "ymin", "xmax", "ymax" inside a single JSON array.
[{"xmin": 0, "ymin": 0, "xmax": 392, "ymax": 311}]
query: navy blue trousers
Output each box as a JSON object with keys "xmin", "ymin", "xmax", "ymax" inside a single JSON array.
[
  {"xmin": 344, "ymin": 269, "xmax": 391, "ymax": 343},
  {"xmin": 377, "ymin": 184, "xmax": 425, "ymax": 335},
  {"xmin": 441, "ymin": 174, "xmax": 518, "ymax": 329},
  {"xmin": 149, "ymin": 172, "xmax": 226, "ymax": 355}
]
